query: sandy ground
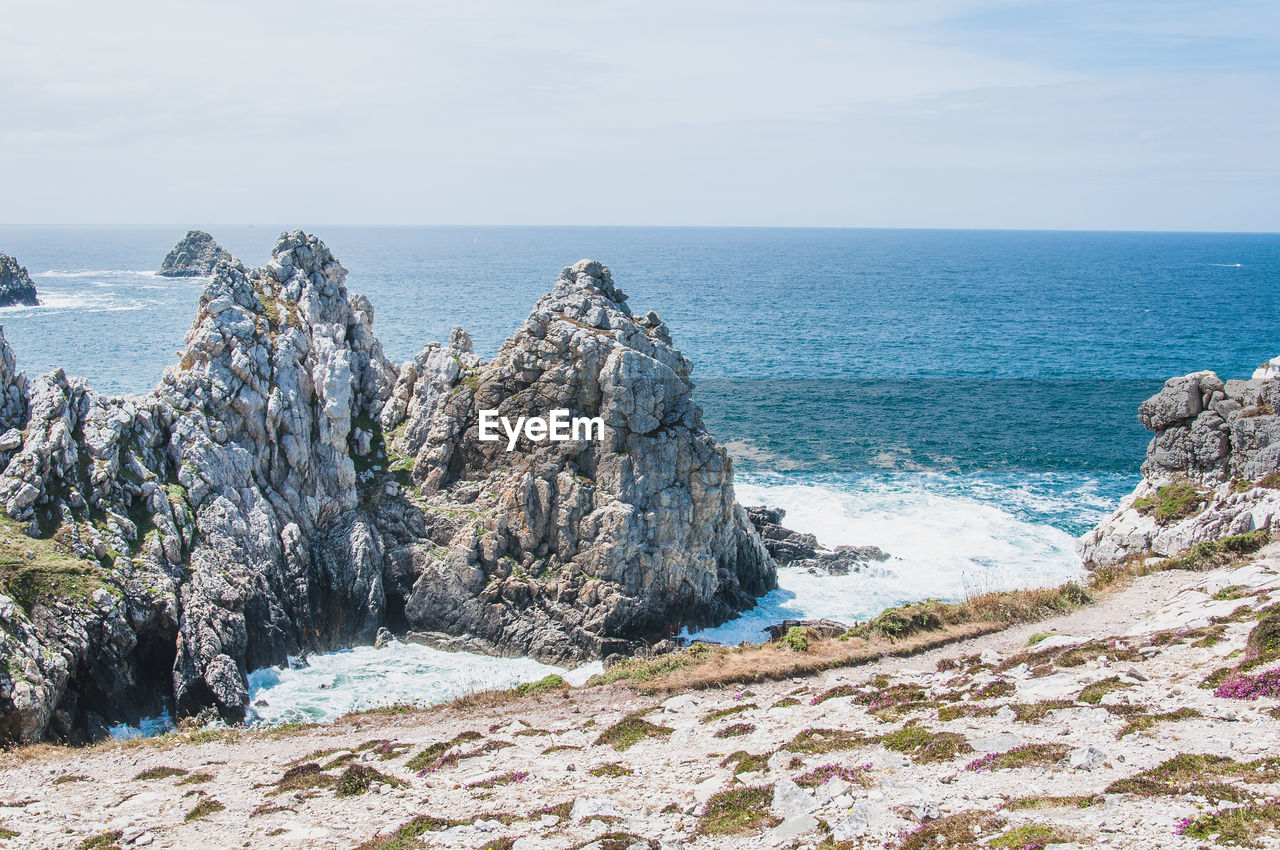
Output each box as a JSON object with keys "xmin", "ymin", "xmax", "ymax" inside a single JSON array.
[{"xmin": 4, "ymin": 552, "xmax": 1280, "ymax": 850}]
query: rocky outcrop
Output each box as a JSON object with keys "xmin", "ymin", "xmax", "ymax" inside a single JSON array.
[
  {"xmin": 0, "ymin": 237, "xmax": 774, "ymax": 742},
  {"xmin": 1080, "ymin": 367, "xmax": 1280, "ymax": 566},
  {"xmin": 746, "ymin": 505, "xmax": 889, "ymax": 575},
  {"xmin": 381, "ymin": 260, "xmax": 776, "ymax": 663},
  {"xmin": 0, "ymin": 253, "xmax": 38, "ymax": 307},
  {"xmin": 157, "ymin": 231, "xmax": 233, "ymax": 277}
]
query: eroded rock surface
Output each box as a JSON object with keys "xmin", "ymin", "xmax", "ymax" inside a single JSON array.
[
  {"xmin": 0, "ymin": 236, "xmax": 774, "ymax": 741},
  {"xmin": 1081, "ymin": 366, "xmax": 1280, "ymax": 566},
  {"xmin": 746, "ymin": 504, "xmax": 888, "ymax": 575},
  {"xmin": 157, "ymin": 230, "xmax": 233, "ymax": 277},
  {"xmin": 0, "ymin": 252, "xmax": 38, "ymax": 307}
]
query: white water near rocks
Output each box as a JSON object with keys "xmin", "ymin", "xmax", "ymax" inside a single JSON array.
[
  {"xmin": 685, "ymin": 478, "xmax": 1086, "ymax": 644},
  {"xmin": 243, "ymin": 643, "xmax": 603, "ymax": 727}
]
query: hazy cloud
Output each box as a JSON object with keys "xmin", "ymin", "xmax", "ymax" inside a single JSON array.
[{"xmin": 2, "ymin": 0, "xmax": 1276, "ymax": 229}]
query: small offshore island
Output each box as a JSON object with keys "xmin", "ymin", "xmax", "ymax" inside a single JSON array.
[{"xmin": 2, "ymin": 234, "xmax": 1280, "ymax": 849}]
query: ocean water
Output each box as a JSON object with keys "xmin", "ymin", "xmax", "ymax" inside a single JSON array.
[{"xmin": 2, "ymin": 226, "xmax": 1276, "ymax": 722}]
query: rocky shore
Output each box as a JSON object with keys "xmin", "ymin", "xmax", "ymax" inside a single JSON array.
[
  {"xmin": 3, "ymin": 543, "xmax": 1280, "ymax": 849},
  {"xmin": 0, "ymin": 232, "xmax": 776, "ymax": 743},
  {"xmin": 1080, "ymin": 365, "xmax": 1280, "ymax": 567}
]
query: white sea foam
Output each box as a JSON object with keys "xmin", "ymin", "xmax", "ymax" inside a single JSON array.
[
  {"xmin": 685, "ymin": 477, "xmax": 1084, "ymax": 645},
  {"xmin": 35, "ymin": 269, "xmax": 159, "ymax": 278},
  {"xmin": 108, "ymin": 709, "xmax": 176, "ymax": 740},
  {"xmin": 245, "ymin": 642, "xmax": 601, "ymax": 727}
]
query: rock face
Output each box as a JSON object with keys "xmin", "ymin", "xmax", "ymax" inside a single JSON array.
[
  {"xmin": 746, "ymin": 505, "xmax": 889, "ymax": 575},
  {"xmin": 0, "ymin": 237, "xmax": 774, "ymax": 742},
  {"xmin": 0, "ymin": 253, "xmax": 38, "ymax": 307},
  {"xmin": 382, "ymin": 260, "xmax": 776, "ymax": 662},
  {"xmin": 1080, "ymin": 368, "xmax": 1280, "ymax": 566},
  {"xmin": 157, "ymin": 231, "xmax": 233, "ymax": 277}
]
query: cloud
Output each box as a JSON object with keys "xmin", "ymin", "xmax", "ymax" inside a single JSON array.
[{"xmin": 1, "ymin": 0, "xmax": 1276, "ymax": 229}]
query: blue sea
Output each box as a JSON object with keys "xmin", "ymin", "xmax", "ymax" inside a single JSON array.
[{"xmin": 1, "ymin": 226, "xmax": 1276, "ymax": 725}]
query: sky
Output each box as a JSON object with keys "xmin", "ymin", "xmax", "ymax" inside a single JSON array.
[{"xmin": 2, "ymin": 0, "xmax": 1277, "ymax": 230}]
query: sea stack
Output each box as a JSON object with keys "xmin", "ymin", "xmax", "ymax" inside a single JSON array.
[
  {"xmin": 385, "ymin": 259, "xmax": 777, "ymax": 662},
  {"xmin": 0, "ymin": 253, "xmax": 39, "ymax": 307},
  {"xmin": 0, "ymin": 233, "xmax": 776, "ymax": 742},
  {"xmin": 1080, "ymin": 368, "xmax": 1280, "ymax": 566},
  {"xmin": 157, "ymin": 230, "xmax": 233, "ymax": 277}
]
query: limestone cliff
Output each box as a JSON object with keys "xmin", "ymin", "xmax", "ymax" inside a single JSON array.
[
  {"xmin": 0, "ymin": 234, "xmax": 774, "ymax": 742},
  {"xmin": 1080, "ymin": 365, "xmax": 1280, "ymax": 566}
]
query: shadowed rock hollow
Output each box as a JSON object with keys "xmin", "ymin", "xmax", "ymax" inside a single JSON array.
[{"xmin": 0, "ymin": 232, "xmax": 775, "ymax": 742}]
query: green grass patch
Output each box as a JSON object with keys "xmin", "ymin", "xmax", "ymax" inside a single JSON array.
[
  {"xmin": 713, "ymin": 722, "xmax": 756, "ymax": 739},
  {"xmin": 352, "ymin": 815, "xmax": 466, "ymax": 850},
  {"xmin": 896, "ymin": 812, "xmax": 1005, "ymax": 850},
  {"xmin": 184, "ymin": 798, "xmax": 224, "ymax": 823},
  {"xmin": 1117, "ymin": 707, "xmax": 1201, "ymax": 738},
  {"xmin": 698, "ymin": 785, "xmax": 778, "ymax": 835},
  {"xmin": 405, "ymin": 730, "xmax": 483, "ymax": 772},
  {"xmin": 990, "ymin": 823, "xmax": 1078, "ymax": 848},
  {"xmin": 594, "ymin": 712, "xmax": 673, "ymax": 751},
  {"xmin": 175, "ymin": 772, "xmax": 214, "ymax": 785},
  {"xmin": 133, "ymin": 766, "xmax": 187, "ymax": 781},
  {"xmin": 786, "ymin": 727, "xmax": 875, "ymax": 755},
  {"xmin": 782, "ymin": 626, "xmax": 810, "ymax": 651},
  {"xmin": 1132, "ymin": 481, "xmax": 1205, "ymax": 524},
  {"xmin": 0, "ymin": 516, "xmax": 105, "ymax": 612},
  {"xmin": 1003, "ymin": 795, "xmax": 1100, "ymax": 811},
  {"xmin": 274, "ymin": 763, "xmax": 337, "ymax": 794},
  {"xmin": 881, "ymin": 724, "xmax": 973, "ymax": 764},
  {"xmin": 1180, "ymin": 799, "xmax": 1280, "ymax": 846},
  {"xmin": 703, "ymin": 703, "xmax": 755, "ymax": 722},
  {"xmin": 589, "ymin": 762, "xmax": 633, "ymax": 778},
  {"xmin": 720, "ymin": 750, "xmax": 772, "ymax": 774},
  {"xmin": 1078, "ymin": 676, "xmax": 1131, "ymax": 704},
  {"xmin": 337, "ymin": 764, "xmax": 406, "ymax": 796},
  {"xmin": 77, "ymin": 832, "xmax": 123, "ymax": 850},
  {"xmin": 1106, "ymin": 753, "xmax": 1280, "ymax": 804}
]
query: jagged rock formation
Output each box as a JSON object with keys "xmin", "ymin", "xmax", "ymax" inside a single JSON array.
[
  {"xmin": 746, "ymin": 505, "xmax": 889, "ymax": 575},
  {"xmin": 1080, "ymin": 368, "xmax": 1280, "ymax": 566},
  {"xmin": 0, "ymin": 253, "xmax": 38, "ymax": 307},
  {"xmin": 157, "ymin": 231, "xmax": 233, "ymax": 277},
  {"xmin": 381, "ymin": 260, "xmax": 775, "ymax": 662},
  {"xmin": 0, "ymin": 236, "xmax": 775, "ymax": 742}
]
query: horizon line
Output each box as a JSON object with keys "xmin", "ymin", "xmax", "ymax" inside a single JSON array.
[{"xmin": 1, "ymin": 223, "xmax": 1278, "ymax": 236}]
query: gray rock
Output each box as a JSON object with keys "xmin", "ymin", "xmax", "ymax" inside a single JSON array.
[
  {"xmin": 0, "ymin": 254, "xmax": 38, "ymax": 307},
  {"xmin": 0, "ymin": 240, "xmax": 776, "ymax": 742},
  {"xmin": 396, "ymin": 260, "xmax": 776, "ymax": 663},
  {"xmin": 157, "ymin": 230, "xmax": 233, "ymax": 277},
  {"xmin": 769, "ymin": 813, "xmax": 820, "ymax": 842},
  {"xmin": 745, "ymin": 503, "xmax": 887, "ymax": 573},
  {"xmin": 770, "ymin": 778, "xmax": 815, "ymax": 819},
  {"xmin": 1065, "ymin": 746, "xmax": 1108, "ymax": 771},
  {"xmin": 1082, "ymin": 364, "xmax": 1280, "ymax": 567},
  {"xmin": 970, "ymin": 732, "xmax": 1024, "ymax": 753}
]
